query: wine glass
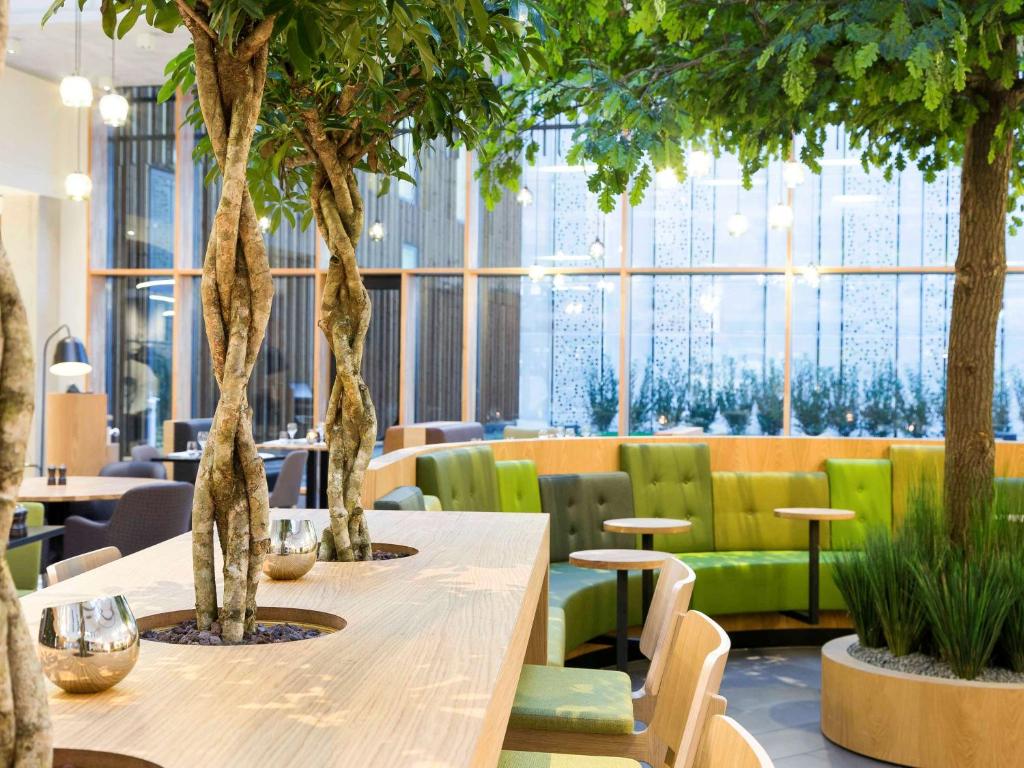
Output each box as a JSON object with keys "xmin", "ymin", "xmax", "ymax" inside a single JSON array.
[
  {"xmin": 287, "ymin": 422, "xmax": 298, "ymax": 440},
  {"xmin": 186, "ymin": 441, "xmax": 200, "ymax": 456},
  {"xmin": 197, "ymin": 431, "xmax": 209, "ymax": 451}
]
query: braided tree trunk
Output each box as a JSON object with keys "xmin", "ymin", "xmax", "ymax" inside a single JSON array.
[
  {"xmin": 0, "ymin": 234, "xmax": 52, "ymax": 764},
  {"xmin": 309, "ymin": 165, "xmax": 376, "ymax": 562},
  {"xmin": 178, "ymin": 10, "xmax": 275, "ymax": 642}
]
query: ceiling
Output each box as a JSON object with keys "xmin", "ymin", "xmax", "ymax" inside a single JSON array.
[{"xmin": 6, "ymin": 0, "xmax": 189, "ymax": 86}]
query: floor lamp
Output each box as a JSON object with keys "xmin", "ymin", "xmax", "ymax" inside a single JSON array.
[{"xmin": 39, "ymin": 324, "xmax": 92, "ymax": 472}]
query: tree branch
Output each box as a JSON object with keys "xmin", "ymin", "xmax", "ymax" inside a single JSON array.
[
  {"xmin": 175, "ymin": 0, "xmax": 215, "ymax": 41},
  {"xmin": 237, "ymin": 16, "xmax": 276, "ymax": 62}
]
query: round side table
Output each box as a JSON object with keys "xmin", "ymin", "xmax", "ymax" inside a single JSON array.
[
  {"xmin": 773, "ymin": 507, "xmax": 855, "ymax": 625},
  {"xmin": 569, "ymin": 548, "xmax": 673, "ymax": 671},
  {"xmin": 603, "ymin": 517, "xmax": 691, "ymax": 618}
]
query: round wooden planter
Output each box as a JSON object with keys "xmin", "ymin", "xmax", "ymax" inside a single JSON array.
[{"xmin": 821, "ymin": 635, "xmax": 1024, "ymax": 767}]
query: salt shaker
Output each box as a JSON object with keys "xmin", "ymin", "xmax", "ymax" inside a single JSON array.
[
  {"xmin": 57, "ymin": 465, "xmax": 67, "ymax": 485},
  {"xmin": 46, "ymin": 465, "xmax": 57, "ymax": 486}
]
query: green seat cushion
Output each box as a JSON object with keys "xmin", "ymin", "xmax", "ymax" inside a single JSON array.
[
  {"xmin": 712, "ymin": 471, "xmax": 830, "ymax": 551},
  {"xmin": 550, "ymin": 562, "xmax": 642, "ymax": 659},
  {"xmin": 497, "ymin": 460, "xmax": 542, "ymax": 512},
  {"xmin": 548, "ymin": 606, "xmax": 567, "ymax": 666},
  {"xmin": 373, "ymin": 486, "xmax": 427, "ymax": 511},
  {"xmin": 510, "ymin": 664, "xmax": 634, "ymax": 735},
  {"xmin": 619, "ymin": 443, "xmax": 713, "ymax": 552},
  {"xmin": 499, "ymin": 751, "xmax": 639, "ymax": 768},
  {"xmin": 682, "ymin": 550, "xmax": 846, "ymax": 615},
  {"xmin": 7, "ymin": 502, "xmax": 43, "ymax": 593},
  {"xmin": 825, "ymin": 459, "xmax": 893, "ymax": 549},
  {"xmin": 423, "ymin": 494, "xmax": 442, "ymax": 511},
  {"xmin": 890, "ymin": 445, "xmax": 944, "ymax": 527},
  {"xmin": 541, "ymin": 473, "xmax": 635, "ymax": 562},
  {"xmin": 416, "ymin": 445, "xmax": 500, "ymax": 512}
]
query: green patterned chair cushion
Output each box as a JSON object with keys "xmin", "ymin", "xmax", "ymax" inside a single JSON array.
[
  {"xmin": 423, "ymin": 494, "xmax": 442, "ymax": 511},
  {"xmin": 548, "ymin": 606, "xmax": 567, "ymax": 666},
  {"xmin": 497, "ymin": 460, "xmax": 542, "ymax": 512},
  {"xmin": 549, "ymin": 562, "xmax": 642, "ymax": 661},
  {"xmin": 499, "ymin": 752, "xmax": 640, "ymax": 768},
  {"xmin": 541, "ymin": 473, "xmax": 635, "ymax": 562},
  {"xmin": 712, "ymin": 471, "xmax": 830, "ymax": 551},
  {"xmin": 683, "ymin": 550, "xmax": 846, "ymax": 614},
  {"xmin": 509, "ymin": 664, "xmax": 635, "ymax": 735},
  {"xmin": 416, "ymin": 445, "xmax": 500, "ymax": 512},
  {"xmin": 825, "ymin": 459, "xmax": 893, "ymax": 549},
  {"xmin": 890, "ymin": 445, "xmax": 944, "ymax": 527},
  {"xmin": 619, "ymin": 442, "xmax": 714, "ymax": 552},
  {"xmin": 7, "ymin": 502, "xmax": 43, "ymax": 593}
]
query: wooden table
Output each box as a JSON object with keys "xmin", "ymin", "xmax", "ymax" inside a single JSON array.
[
  {"xmin": 20, "ymin": 509, "xmax": 549, "ymax": 768},
  {"xmin": 258, "ymin": 439, "xmax": 328, "ymax": 508},
  {"xmin": 604, "ymin": 517, "xmax": 691, "ymax": 618},
  {"xmin": 157, "ymin": 451, "xmax": 278, "ymax": 462},
  {"xmin": 570, "ymin": 548, "xmax": 672, "ymax": 671},
  {"xmin": 774, "ymin": 507, "xmax": 855, "ymax": 625},
  {"xmin": 18, "ymin": 476, "xmax": 174, "ymax": 503},
  {"xmin": 7, "ymin": 525, "xmax": 63, "ymax": 550}
]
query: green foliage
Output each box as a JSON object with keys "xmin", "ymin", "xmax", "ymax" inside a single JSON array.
[
  {"xmin": 652, "ymin": 359, "xmax": 685, "ymax": 429},
  {"xmin": 993, "ymin": 374, "xmax": 1012, "ymax": 433},
  {"xmin": 629, "ymin": 361, "xmax": 654, "ymax": 433},
  {"xmin": 587, "ymin": 357, "xmax": 618, "ymax": 433},
  {"xmin": 685, "ymin": 366, "xmax": 716, "ymax": 433},
  {"xmin": 831, "ymin": 551, "xmax": 885, "ymax": 648},
  {"xmin": 753, "ymin": 361, "xmax": 784, "ymax": 436},
  {"xmin": 714, "ymin": 358, "xmax": 752, "ymax": 435},
  {"xmin": 861, "ymin": 363, "xmax": 904, "ymax": 437},
  {"xmin": 900, "ymin": 372, "xmax": 932, "ymax": 437},
  {"xmin": 861, "ymin": 522, "xmax": 929, "ymax": 657},
  {"xmin": 792, "ymin": 360, "xmax": 831, "ymax": 436},
  {"xmin": 827, "ymin": 367, "xmax": 859, "ymax": 437}
]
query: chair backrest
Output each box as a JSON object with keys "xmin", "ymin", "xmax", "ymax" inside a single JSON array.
[
  {"xmin": 495, "ymin": 459, "xmax": 541, "ymax": 513},
  {"xmin": 46, "ymin": 546, "xmax": 122, "ymax": 585},
  {"xmin": 693, "ymin": 715, "xmax": 774, "ymax": 768},
  {"xmin": 374, "ymin": 485, "xmax": 428, "ymax": 511},
  {"xmin": 641, "ymin": 558, "xmax": 697, "ymax": 696},
  {"xmin": 650, "ymin": 610, "xmax": 731, "ymax": 768},
  {"xmin": 417, "ymin": 445, "xmax": 501, "ymax": 512},
  {"xmin": 130, "ymin": 444, "xmax": 161, "ymax": 463},
  {"xmin": 8, "ymin": 503, "xmax": 44, "ymax": 592},
  {"xmin": 101, "ymin": 460, "xmax": 167, "ymax": 481},
  {"xmin": 540, "ymin": 472, "xmax": 635, "ymax": 562},
  {"xmin": 269, "ymin": 450, "xmax": 308, "ymax": 508},
  {"xmin": 108, "ymin": 482, "xmax": 194, "ymax": 556}
]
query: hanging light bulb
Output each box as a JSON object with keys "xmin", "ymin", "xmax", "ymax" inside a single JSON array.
[
  {"xmin": 64, "ymin": 172, "xmax": 92, "ymax": 201},
  {"xmin": 688, "ymin": 148, "xmax": 712, "ymax": 179},
  {"xmin": 589, "ymin": 236, "xmax": 606, "ymax": 261},
  {"xmin": 528, "ymin": 264, "xmax": 546, "ymax": 283},
  {"xmin": 60, "ymin": 3, "xmax": 92, "ymax": 107},
  {"xmin": 655, "ymin": 168, "xmax": 678, "ymax": 189},
  {"xmin": 768, "ymin": 203, "xmax": 794, "ymax": 230},
  {"xmin": 800, "ymin": 264, "xmax": 821, "ymax": 288},
  {"xmin": 258, "ymin": 216, "xmax": 271, "ymax": 232},
  {"xmin": 99, "ymin": 37, "xmax": 129, "ymax": 127},
  {"xmin": 368, "ymin": 220, "xmax": 385, "ymax": 241},
  {"xmin": 552, "ymin": 273, "xmax": 567, "ymax": 290},
  {"xmin": 727, "ymin": 212, "xmax": 749, "ymax": 237},
  {"xmin": 782, "ymin": 161, "xmax": 806, "ymax": 188},
  {"xmin": 516, "ymin": 185, "xmax": 534, "ymax": 206}
]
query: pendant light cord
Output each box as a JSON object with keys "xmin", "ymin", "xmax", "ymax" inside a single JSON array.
[
  {"xmin": 111, "ymin": 35, "xmax": 116, "ymax": 86},
  {"xmin": 74, "ymin": 1, "xmax": 82, "ymax": 76}
]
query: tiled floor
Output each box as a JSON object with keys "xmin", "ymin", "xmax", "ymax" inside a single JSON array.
[{"xmin": 628, "ymin": 646, "xmax": 892, "ymax": 767}]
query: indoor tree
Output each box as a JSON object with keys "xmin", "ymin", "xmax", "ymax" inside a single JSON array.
[
  {"xmin": 220, "ymin": 0, "xmax": 546, "ymax": 559},
  {"xmin": 480, "ymin": 0, "xmax": 1024, "ymax": 540}
]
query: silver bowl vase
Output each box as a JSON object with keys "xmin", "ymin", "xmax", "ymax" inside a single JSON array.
[
  {"xmin": 38, "ymin": 594, "xmax": 139, "ymax": 694},
  {"xmin": 263, "ymin": 518, "xmax": 318, "ymax": 580}
]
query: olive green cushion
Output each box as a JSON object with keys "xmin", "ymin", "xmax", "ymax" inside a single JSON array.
[
  {"xmin": 373, "ymin": 486, "xmax": 427, "ymax": 511},
  {"xmin": 619, "ymin": 443, "xmax": 714, "ymax": 552},
  {"xmin": 541, "ymin": 473, "xmax": 635, "ymax": 563},
  {"xmin": 549, "ymin": 562, "xmax": 642, "ymax": 662},
  {"xmin": 548, "ymin": 606, "xmax": 567, "ymax": 666},
  {"xmin": 683, "ymin": 551, "xmax": 846, "ymax": 614},
  {"xmin": 416, "ymin": 445, "xmax": 500, "ymax": 512},
  {"xmin": 890, "ymin": 445, "xmax": 944, "ymax": 527},
  {"xmin": 423, "ymin": 494, "xmax": 442, "ymax": 511},
  {"xmin": 497, "ymin": 460, "xmax": 542, "ymax": 512},
  {"xmin": 825, "ymin": 459, "xmax": 893, "ymax": 549},
  {"xmin": 500, "ymin": 752, "xmax": 639, "ymax": 768},
  {"xmin": 7, "ymin": 502, "xmax": 43, "ymax": 593},
  {"xmin": 712, "ymin": 472, "xmax": 830, "ymax": 551},
  {"xmin": 510, "ymin": 664, "xmax": 634, "ymax": 735}
]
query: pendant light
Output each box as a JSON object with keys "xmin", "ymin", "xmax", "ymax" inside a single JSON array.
[
  {"xmin": 516, "ymin": 185, "xmax": 534, "ymax": 206},
  {"xmin": 99, "ymin": 37, "xmax": 129, "ymax": 127},
  {"xmin": 65, "ymin": 109, "xmax": 92, "ymax": 201},
  {"xmin": 768, "ymin": 160, "xmax": 793, "ymax": 230},
  {"xmin": 60, "ymin": 2, "xmax": 93, "ymax": 108},
  {"xmin": 727, "ymin": 182, "xmax": 749, "ymax": 237},
  {"xmin": 589, "ymin": 235, "xmax": 605, "ymax": 262},
  {"xmin": 368, "ymin": 220, "xmax": 385, "ymax": 241},
  {"xmin": 687, "ymin": 148, "xmax": 712, "ymax": 179}
]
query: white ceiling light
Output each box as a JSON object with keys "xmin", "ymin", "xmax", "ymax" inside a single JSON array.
[
  {"xmin": 782, "ymin": 161, "xmax": 806, "ymax": 188},
  {"xmin": 687, "ymin": 149, "xmax": 712, "ymax": 179},
  {"xmin": 516, "ymin": 185, "xmax": 534, "ymax": 206},
  {"xmin": 60, "ymin": 3, "xmax": 92, "ymax": 107},
  {"xmin": 528, "ymin": 264, "xmax": 546, "ymax": 283},
  {"xmin": 655, "ymin": 168, "xmax": 678, "ymax": 188},
  {"xmin": 368, "ymin": 220, "xmax": 385, "ymax": 241},
  {"xmin": 552, "ymin": 274, "xmax": 567, "ymax": 290},
  {"xmin": 135, "ymin": 279, "xmax": 175, "ymax": 290},
  {"xmin": 727, "ymin": 212, "xmax": 750, "ymax": 237},
  {"xmin": 99, "ymin": 36, "xmax": 129, "ymax": 127},
  {"xmin": 588, "ymin": 237, "xmax": 606, "ymax": 262},
  {"xmin": 768, "ymin": 203, "xmax": 794, "ymax": 230},
  {"xmin": 801, "ymin": 264, "xmax": 821, "ymax": 288},
  {"xmin": 258, "ymin": 216, "xmax": 271, "ymax": 232},
  {"xmin": 64, "ymin": 172, "xmax": 92, "ymax": 201}
]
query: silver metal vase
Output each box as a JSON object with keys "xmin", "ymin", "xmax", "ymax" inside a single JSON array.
[{"xmin": 262, "ymin": 518, "xmax": 318, "ymax": 580}]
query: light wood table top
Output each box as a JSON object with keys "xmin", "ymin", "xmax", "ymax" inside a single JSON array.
[
  {"xmin": 258, "ymin": 438, "xmax": 328, "ymax": 452},
  {"xmin": 20, "ymin": 509, "xmax": 550, "ymax": 768},
  {"xmin": 603, "ymin": 517, "xmax": 693, "ymax": 535},
  {"xmin": 774, "ymin": 507, "xmax": 856, "ymax": 521},
  {"xmin": 570, "ymin": 548, "xmax": 673, "ymax": 571},
  {"xmin": 18, "ymin": 476, "xmax": 175, "ymax": 502}
]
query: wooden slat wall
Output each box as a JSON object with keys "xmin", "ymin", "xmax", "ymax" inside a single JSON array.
[
  {"xmin": 476, "ymin": 276, "xmax": 521, "ymax": 423},
  {"xmin": 415, "ymin": 275, "xmax": 463, "ymax": 420}
]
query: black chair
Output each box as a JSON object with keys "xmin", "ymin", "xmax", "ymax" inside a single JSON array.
[
  {"xmin": 268, "ymin": 450, "xmax": 308, "ymax": 508},
  {"xmin": 72, "ymin": 461, "xmax": 168, "ymax": 522},
  {"xmin": 169, "ymin": 418, "xmax": 214, "ymax": 484},
  {"xmin": 63, "ymin": 482, "xmax": 194, "ymax": 559}
]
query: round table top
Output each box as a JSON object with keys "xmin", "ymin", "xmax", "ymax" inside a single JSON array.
[
  {"xmin": 159, "ymin": 451, "xmax": 278, "ymax": 462},
  {"xmin": 569, "ymin": 548, "xmax": 673, "ymax": 571},
  {"xmin": 774, "ymin": 507, "xmax": 856, "ymax": 521},
  {"xmin": 603, "ymin": 517, "xmax": 693, "ymax": 535},
  {"xmin": 18, "ymin": 476, "xmax": 175, "ymax": 502}
]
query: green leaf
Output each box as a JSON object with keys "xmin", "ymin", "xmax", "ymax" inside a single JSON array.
[{"xmin": 116, "ymin": 4, "xmax": 142, "ymax": 39}]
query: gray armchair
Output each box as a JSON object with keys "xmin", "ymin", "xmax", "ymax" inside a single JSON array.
[
  {"xmin": 72, "ymin": 460, "xmax": 168, "ymax": 522},
  {"xmin": 268, "ymin": 450, "xmax": 308, "ymax": 508},
  {"xmin": 64, "ymin": 482, "xmax": 194, "ymax": 559}
]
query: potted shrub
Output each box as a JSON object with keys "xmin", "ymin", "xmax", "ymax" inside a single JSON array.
[
  {"xmin": 587, "ymin": 359, "xmax": 618, "ymax": 434},
  {"xmin": 827, "ymin": 366, "xmax": 859, "ymax": 437},
  {"xmin": 685, "ymin": 366, "xmax": 717, "ymax": 433},
  {"xmin": 860, "ymin": 363, "xmax": 903, "ymax": 438},
  {"xmin": 714, "ymin": 358, "xmax": 752, "ymax": 435},
  {"xmin": 791, "ymin": 359, "xmax": 831, "ymax": 436},
  {"xmin": 752, "ymin": 361, "xmax": 783, "ymax": 436}
]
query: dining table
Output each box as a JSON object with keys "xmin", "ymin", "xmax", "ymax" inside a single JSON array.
[{"xmin": 257, "ymin": 438, "xmax": 329, "ymax": 508}]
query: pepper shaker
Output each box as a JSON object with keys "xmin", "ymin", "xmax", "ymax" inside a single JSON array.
[
  {"xmin": 46, "ymin": 465, "xmax": 56, "ymax": 486},
  {"xmin": 57, "ymin": 465, "xmax": 67, "ymax": 485}
]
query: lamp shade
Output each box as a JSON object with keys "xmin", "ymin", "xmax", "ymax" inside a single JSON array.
[{"xmin": 50, "ymin": 337, "xmax": 91, "ymax": 377}]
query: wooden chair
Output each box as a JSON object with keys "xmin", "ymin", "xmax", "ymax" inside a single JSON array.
[
  {"xmin": 693, "ymin": 713, "xmax": 773, "ymax": 768},
  {"xmin": 503, "ymin": 609, "xmax": 731, "ymax": 768},
  {"xmin": 46, "ymin": 546, "xmax": 122, "ymax": 585}
]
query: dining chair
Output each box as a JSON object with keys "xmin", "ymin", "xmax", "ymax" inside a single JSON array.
[
  {"xmin": 72, "ymin": 460, "xmax": 169, "ymax": 523},
  {"xmin": 46, "ymin": 546, "xmax": 122, "ymax": 585},
  {"xmin": 63, "ymin": 482, "xmax": 193, "ymax": 559},
  {"xmin": 503, "ymin": 610, "xmax": 731, "ymax": 768},
  {"xmin": 7, "ymin": 502, "xmax": 44, "ymax": 595},
  {"xmin": 693, "ymin": 714, "xmax": 773, "ymax": 768},
  {"xmin": 510, "ymin": 557, "xmax": 696, "ymax": 734},
  {"xmin": 130, "ymin": 444, "xmax": 162, "ymax": 464},
  {"xmin": 269, "ymin": 450, "xmax": 308, "ymax": 508}
]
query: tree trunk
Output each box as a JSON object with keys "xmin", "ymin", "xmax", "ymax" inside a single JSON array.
[
  {"xmin": 178, "ymin": 9, "xmax": 275, "ymax": 642},
  {"xmin": 944, "ymin": 91, "xmax": 1013, "ymax": 541},
  {"xmin": 0, "ymin": 230, "xmax": 52, "ymax": 765},
  {"xmin": 309, "ymin": 166, "xmax": 376, "ymax": 562}
]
